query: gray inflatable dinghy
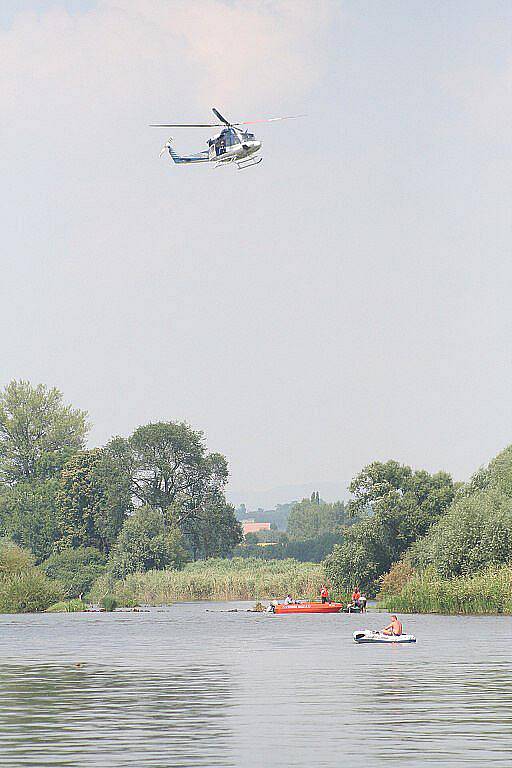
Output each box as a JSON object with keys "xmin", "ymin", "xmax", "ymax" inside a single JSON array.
[{"xmin": 353, "ymin": 630, "xmax": 416, "ymax": 643}]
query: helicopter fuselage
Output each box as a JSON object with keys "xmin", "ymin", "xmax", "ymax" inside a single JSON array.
[{"xmin": 207, "ymin": 128, "xmax": 261, "ymax": 165}]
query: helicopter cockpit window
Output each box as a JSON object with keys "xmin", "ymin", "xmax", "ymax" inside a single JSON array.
[{"xmin": 224, "ymin": 131, "xmax": 240, "ymax": 147}]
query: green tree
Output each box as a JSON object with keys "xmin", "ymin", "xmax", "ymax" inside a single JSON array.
[
  {"xmin": 183, "ymin": 496, "xmax": 242, "ymax": 559},
  {"xmin": 108, "ymin": 506, "xmax": 189, "ymax": 578},
  {"xmin": 106, "ymin": 422, "xmax": 238, "ymax": 556},
  {"xmin": 55, "ymin": 448, "xmax": 131, "ymax": 553},
  {"xmin": 42, "ymin": 546, "xmax": 106, "ymax": 597},
  {"xmin": 324, "ymin": 461, "xmax": 455, "ymax": 594},
  {"xmin": 106, "ymin": 422, "xmax": 228, "ymax": 520},
  {"xmin": 0, "ymin": 380, "xmax": 88, "ymax": 484},
  {"xmin": 324, "ymin": 517, "xmax": 393, "ymax": 594},
  {"xmin": 411, "ymin": 489, "xmax": 512, "ymax": 577},
  {"xmin": 287, "ymin": 499, "xmax": 346, "ymax": 540},
  {"xmin": 0, "ymin": 479, "xmax": 60, "ymax": 561},
  {"xmin": 460, "ymin": 445, "xmax": 512, "ymax": 500}
]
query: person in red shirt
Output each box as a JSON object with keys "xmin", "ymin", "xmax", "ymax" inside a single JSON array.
[
  {"xmin": 351, "ymin": 587, "xmax": 361, "ymax": 607},
  {"xmin": 320, "ymin": 585, "xmax": 329, "ymax": 604},
  {"xmin": 382, "ymin": 615, "xmax": 403, "ymax": 636}
]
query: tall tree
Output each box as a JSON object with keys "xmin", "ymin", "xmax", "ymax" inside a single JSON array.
[
  {"xmin": 0, "ymin": 479, "xmax": 60, "ymax": 561},
  {"xmin": 55, "ymin": 448, "xmax": 132, "ymax": 553},
  {"xmin": 324, "ymin": 461, "xmax": 455, "ymax": 594},
  {"xmin": 106, "ymin": 422, "xmax": 228, "ymax": 521},
  {"xmin": 0, "ymin": 380, "xmax": 88, "ymax": 484},
  {"xmin": 106, "ymin": 422, "xmax": 237, "ymax": 557}
]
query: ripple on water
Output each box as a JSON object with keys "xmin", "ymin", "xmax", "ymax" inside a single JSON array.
[
  {"xmin": 0, "ymin": 663, "xmax": 235, "ymax": 767},
  {"xmin": 0, "ymin": 607, "xmax": 511, "ymax": 767}
]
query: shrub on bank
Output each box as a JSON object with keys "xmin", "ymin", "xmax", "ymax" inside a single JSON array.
[
  {"xmin": 0, "ymin": 538, "xmax": 36, "ymax": 576},
  {"xmin": 379, "ymin": 559, "xmax": 415, "ymax": 596},
  {"xmin": 410, "ymin": 490, "xmax": 512, "ymax": 577},
  {"xmin": 42, "ymin": 546, "xmax": 106, "ymax": 597},
  {"xmin": 89, "ymin": 557, "xmax": 324, "ymax": 606},
  {"xmin": 100, "ymin": 595, "xmax": 118, "ymax": 612},
  {"xmin": 0, "ymin": 569, "xmax": 63, "ymax": 613},
  {"xmin": 107, "ymin": 507, "xmax": 189, "ymax": 578},
  {"xmin": 46, "ymin": 598, "xmax": 87, "ymax": 612},
  {"xmin": 378, "ymin": 566, "xmax": 512, "ymax": 614},
  {"xmin": 0, "ymin": 539, "xmax": 64, "ymax": 613}
]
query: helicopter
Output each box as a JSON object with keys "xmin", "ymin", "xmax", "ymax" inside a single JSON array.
[{"xmin": 151, "ymin": 107, "xmax": 303, "ymax": 170}]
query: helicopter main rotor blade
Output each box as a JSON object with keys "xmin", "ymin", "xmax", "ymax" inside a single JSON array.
[
  {"xmin": 150, "ymin": 123, "xmax": 224, "ymax": 127},
  {"xmin": 212, "ymin": 107, "xmax": 231, "ymax": 126},
  {"xmin": 233, "ymin": 115, "xmax": 306, "ymax": 125}
]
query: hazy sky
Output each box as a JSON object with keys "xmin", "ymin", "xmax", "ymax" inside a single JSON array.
[{"xmin": 2, "ymin": 0, "xmax": 511, "ymax": 505}]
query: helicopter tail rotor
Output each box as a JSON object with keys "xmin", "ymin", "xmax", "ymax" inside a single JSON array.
[{"xmin": 159, "ymin": 136, "xmax": 174, "ymax": 157}]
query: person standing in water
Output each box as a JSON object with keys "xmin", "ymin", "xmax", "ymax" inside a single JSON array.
[
  {"xmin": 382, "ymin": 615, "xmax": 403, "ymax": 636},
  {"xmin": 351, "ymin": 586, "xmax": 361, "ymax": 608}
]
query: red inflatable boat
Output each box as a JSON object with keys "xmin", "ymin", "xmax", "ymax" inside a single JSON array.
[{"xmin": 272, "ymin": 601, "xmax": 343, "ymax": 615}]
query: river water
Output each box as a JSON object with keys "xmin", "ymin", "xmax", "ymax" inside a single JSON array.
[{"xmin": 0, "ymin": 604, "xmax": 511, "ymax": 767}]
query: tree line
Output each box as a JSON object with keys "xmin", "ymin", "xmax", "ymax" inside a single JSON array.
[
  {"xmin": 0, "ymin": 380, "xmax": 242, "ymax": 595},
  {"xmin": 237, "ymin": 495, "xmax": 356, "ymax": 563},
  {"xmin": 324, "ymin": 446, "xmax": 512, "ymax": 599}
]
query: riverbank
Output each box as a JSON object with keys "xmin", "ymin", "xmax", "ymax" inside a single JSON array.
[
  {"xmin": 378, "ymin": 566, "xmax": 512, "ymax": 615},
  {"xmin": 89, "ymin": 557, "xmax": 324, "ymax": 606}
]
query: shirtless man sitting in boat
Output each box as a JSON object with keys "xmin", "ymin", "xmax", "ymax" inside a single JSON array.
[{"xmin": 381, "ymin": 615, "xmax": 403, "ymax": 636}]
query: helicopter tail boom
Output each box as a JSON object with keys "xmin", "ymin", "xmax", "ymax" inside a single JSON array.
[{"xmin": 160, "ymin": 137, "xmax": 209, "ymax": 164}]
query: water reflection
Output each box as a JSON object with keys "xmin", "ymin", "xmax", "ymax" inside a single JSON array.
[{"xmin": 0, "ymin": 664, "xmax": 234, "ymax": 767}]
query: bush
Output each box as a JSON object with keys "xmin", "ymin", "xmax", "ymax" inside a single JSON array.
[
  {"xmin": 0, "ymin": 569, "xmax": 63, "ymax": 613},
  {"xmin": 46, "ymin": 598, "xmax": 87, "ymax": 612},
  {"xmin": 42, "ymin": 547, "xmax": 106, "ymax": 597},
  {"xmin": 411, "ymin": 490, "xmax": 512, "ymax": 577},
  {"xmin": 0, "ymin": 538, "xmax": 35, "ymax": 575},
  {"xmin": 378, "ymin": 559, "xmax": 415, "ymax": 597},
  {"xmin": 101, "ymin": 595, "xmax": 118, "ymax": 612},
  {"xmin": 0, "ymin": 539, "xmax": 64, "ymax": 613}
]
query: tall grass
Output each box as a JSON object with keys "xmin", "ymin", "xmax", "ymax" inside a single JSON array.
[
  {"xmin": 90, "ymin": 558, "xmax": 324, "ymax": 606},
  {"xmin": 378, "ymin": 566, "xmax": 512, "ymax": 614}
]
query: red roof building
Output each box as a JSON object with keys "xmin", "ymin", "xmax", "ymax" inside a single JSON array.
[{"xmin": 242, "ymin": 520, "xmax": 271, "ymax": 536}]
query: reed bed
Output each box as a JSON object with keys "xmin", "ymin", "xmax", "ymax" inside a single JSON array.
[
  {"xmin": 90, "ymin": 558, "xmax": 324, "ymax": 606},
  {"xmin": 378, "ymin": 566, "xmax": 512, "ymax": 614}
]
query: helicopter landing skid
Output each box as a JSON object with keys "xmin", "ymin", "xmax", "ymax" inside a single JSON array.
[{"xmin": 237, "ymin": 156, "xmax": 262, "ymax": 170}]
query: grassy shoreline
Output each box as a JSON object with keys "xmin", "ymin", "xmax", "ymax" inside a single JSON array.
[
  {"xmin": 89, "ymin": 557, "xmax": 324, "ymax": 606},
  {"xmin": 378, "ymin": 566, "xmax": 512, "ymax": 615}
]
